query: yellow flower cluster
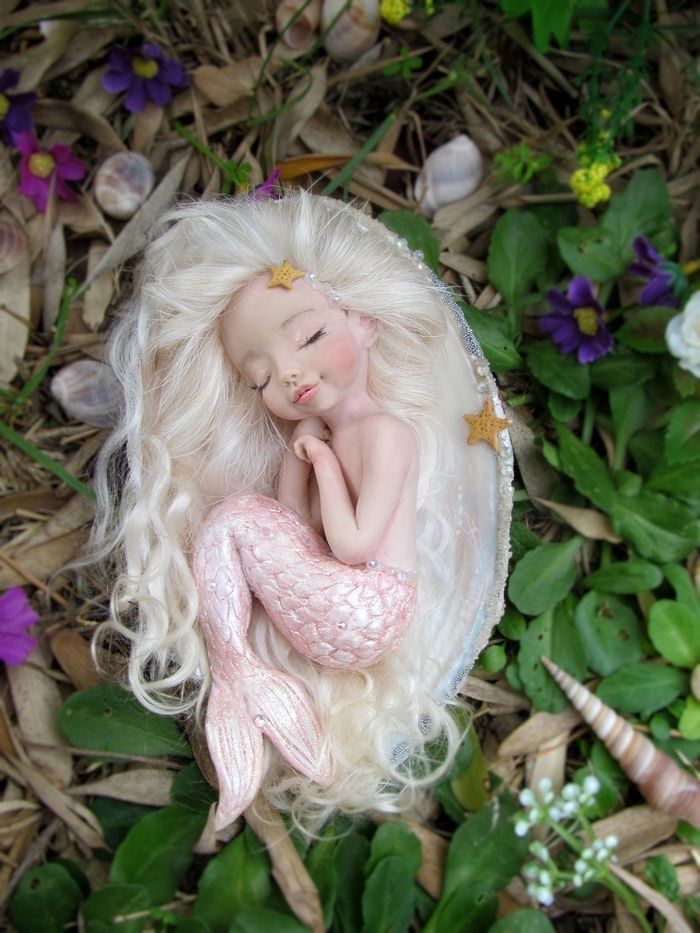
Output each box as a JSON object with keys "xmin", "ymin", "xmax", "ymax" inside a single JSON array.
[
  {"xmin": 380, "ymin": 0, "xmax": 412, "ymax": 24},
  {"xmin": 570, "ymin": 146, "xmax": 620, "ymax": 209}
]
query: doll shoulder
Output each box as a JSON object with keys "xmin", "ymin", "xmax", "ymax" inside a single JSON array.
[{"xmin": 358, "ymin": 413, "xmax": 417, "ymax": 467}]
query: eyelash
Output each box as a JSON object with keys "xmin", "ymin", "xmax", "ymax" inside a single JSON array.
[{"xmin": 250, "ymin": 327, "xmax": 327, "ymax": 391}]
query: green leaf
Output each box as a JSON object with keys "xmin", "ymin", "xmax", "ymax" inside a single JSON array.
[
  {"xmin": 547, "ymin": 390, "xmax": 581, "ymax": 422},
  {"xmin": 644, "ymin": 855, "xmax": 681, "ymax": 904},
  {"xmin": 461, "ymin": 304, "xmax": 524, "ymax": 372},
  {"xmin": 525, "ymin": 341, "xmax": 590, "ymax": 399},
  {"xmin": 610, "ymin": 491, "xmax": 700, "ymax": 563},
  {"xmin": 91, "ymin": 798, "xmax": 156, "ymax": 851},
  {"xmin": 662, "ymin": 564, "xmax": 700, "ymax": 611},
  {"xmin": 557, "ymin": 425, "xmax": 617, "ymax": 510},
  {"xmin": 666, "ymin": 401, "xmax": 700, "ymax": 464},
  {"xmin": 305, "ymin": 826, "xmax": 339, "ymax": 930},
  {"xmin": 609, "ymin": 385, "xmax": 654, "ymax": 467},
  {"xmin": 582, "ymin": 559, "xmax": 663, "ymax": 594},
  {"xmin": 111, "ymin": 806, "xmax": 206, "ymax": 906},
  {"xmin": 333, "ymin": 833, "xmax": 370, "ymax": 933},
  {"xmin": 83, "ymin": 884, "xmax": 150, "ymax": 933},
  {"xmin": 229, "ymin": 908, "xmax": 306, "ymax": 933},
  {"xmin": 508, "ymin": 536, "xmax": 584, "ymax": 615},
  {"xmin": 679, "ymin": 697, "xmax": 700, "ymax": 741},
  {"xmin": 362, "ymin": 857, "xmax": 415, "ymax": 933},
  {"xmin": 574, "ymin": 592, "xmax": 644, "ymax": 675},
  {"xmin": 365, "ymin": 822, "xmax": 422, "ymax": 877},
  {"xmin": 480, "ymin": 644, "xmax": 506, "ymax": 672},
  {"xmin": 557, "ymin": 226, "xmax": 622, "ymax": 281},
  {"xmin": 499, "ymin": 608, "xmax": 527, "ymax": 640},
  {"xmin": 518, "ymin": 599, "xmax": 587, "ymax": 711},
  {"xmin": 596, "ymin": 663, "xmax": 688, "ymax": 716},
  {"xmin": 600, "ymin": 170, "xmax": 672, "ymax": 264},
  {"xmin": 590, "ymin": 347, "xmax": 657, "ymax": 389},
  {"xmin": 424, "ymin": 885, "xmax": 497, "ymax": 933},
  {"xmin": 648, "ymin": 600, "xmax": 700, "ymax": 668},
  {"xmin": 647, "ymin": 456, "xmax": 700, "ymax": 501},
  {"xmin": 510, "ymin": 521, "xmax": 541, "ymax": 562},
  {"xmin": 379, "ymin": 210, "xmax": 440, "ymax": 272},
  {"xmin": 60, "ymin": 684, "xmax": 192, "ymax": 759},
  {"xmin": 170, "ymin": 761, "xmax": 217, "ymax": 813},
  {"xmin": 489, "ymin": 907, "xmax": 556, "ymax": 932},
  {"xmin": 9, "ymin": 863, "xmax": 83, "ymax": 933},
  {"xmin": 488, "ymin": 210, "xmax": 550, "ymax": 306},
  {"xmin": 425, "ymin": 794, "xmax": 527, "ymax": 933},
  {"xmin": 617, "ymin": 306, "xmax": 677, "ymax": 353},
  {"xmin": 194, "ymin": 827, "xmax": 270, "ymax": 931}
]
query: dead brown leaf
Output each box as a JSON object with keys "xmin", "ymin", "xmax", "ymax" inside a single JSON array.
[
  {"xmin": 404, "ymin": 820, "xmax": 448, "ymax": 900},
  {"xmin": 611, "ymin": 862, "xmax": 692, "ymax": 933},
  {"xmin": 533, "ymin": 497, "xmax": 623, "ymax": 543},
  {"xmin": 462, "ymin": 676, "xmax": 529, "ymax": 710},
  {"xmin": 505, "ymin": 408, "xmax": 561, "ymax": 502},
  {"xmin": 275, "ymin": 64, "xmax": 328, "ymax": 158},
  {"xmin": 0, "ymin": 527, "xmax": 90, "ymax": 589},
  {"xmin": 15, "ymin": 493, "xmax": 94, "ymax": 554},
  {"xmin": 193, "ymin": 58, "xmax": 262, "ymax": 108},
  {"xmin": 7, "ymin": 21, "xmax": 78, "ymax": 91},
  {"xmin": 0, "ymin": 224, "xmax": 30, "ymax": 384},
  {"xmin": 70, "ymin": 769, "xmax": 174, "ymax": 807},
  {"xmin": 33, "ymin": 100, "xmax": 126, "ymax": 153},
  {"xmin": 59, "ymin": 196, "xmax": 112, "ymax": 238},
  {"xmin": 592, "ymin": 806, "xmax": 678, "ymax": 863},
  {"xmin": 82, "ymin": 242, "xmax": 114, "ymax": 331},
  {"xmin": 41, "ymin": 218, "xmax": 66, "ymax": 331},
  {"xmin": 498, "ymin": 707, "xmax": 582, "ymax": 759},
  {"xmin": 49, "ymin": 628, "xmax": 102, "ymax": 690},
  {"xmin": 131, "ymin": 103, "xmax": 164, "ymax": 156},
  {"xmin": 525, "ymin": 731, "xmax": 568, "ymax": 798}
]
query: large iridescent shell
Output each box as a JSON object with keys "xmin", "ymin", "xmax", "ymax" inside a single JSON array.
[
  {"xmin": 0, "ymin": 220, "xmax": 28, "ymax": 276},
  {"xmin": 414, "ymin": 135, "xmax": 484, "ymax": 218},
  {"xmin": 50, "ymin": 359, "xmax": 122, "ymax": 428},
  {"xmin": 321, "ymin": 0, "xmax": 381, "ymax": 64},
  {"xmin": 94, "ymin": 152, "xmax": 155, "ymax": 221},
  {"xmin": 277, "ymin": 0, "xmax": 322, "ymax": 50}
]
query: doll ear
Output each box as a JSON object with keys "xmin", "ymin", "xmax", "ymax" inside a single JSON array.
[{"xmin": 356, "ymin": 314, "xmax": 379, "ymax": 348}]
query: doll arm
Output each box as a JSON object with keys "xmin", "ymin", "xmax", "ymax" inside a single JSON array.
[
  {"xmin": 277, "ymin": 419, "xmax": 328, "ymax": 530},
  {"xmin": 296, "ymin": 417, "xmax": 415, "ymax": 565}
]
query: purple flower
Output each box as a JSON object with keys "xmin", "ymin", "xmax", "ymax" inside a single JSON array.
[
  {"xmin": 0, "ymin": 69, "xmax": 36, "ymax": 143},
  {"xmin": 629, "ymin": 236, "xmax": 685, "ymax": 308},
  {"xmin": 15, "ymin": 132, "xmax": 86, "ymax": 213},
  {"xmin": 251, "ymin": 168, "xmax": 282, "ymax": 200},
  {"xmin": 541, "ymin": 276, "xmax": 614, "ymax": 364},
  {"xmin": 102, "ymin": 44, "xmax": 189, "ymax": 113},
  {"xmin": 0, "ymin": 587, "xmax": 38, "ymax": 666}
]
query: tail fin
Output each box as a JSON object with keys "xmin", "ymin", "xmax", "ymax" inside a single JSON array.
[{"xmin": 207, "ymin": 664, "xmax": 333, "ymax": 831}]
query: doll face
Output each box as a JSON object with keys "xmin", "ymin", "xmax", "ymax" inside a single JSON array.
[{"xmin": 221, "ymin": 276, "xmax": 377, "ymax": 421}]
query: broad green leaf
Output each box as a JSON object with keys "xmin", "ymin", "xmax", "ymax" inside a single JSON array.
[
  {"xmin": 9, "ymin": 863, "xmax": 83, "ymax": 933},
  {"xmin": 365, "ymin": 822, "xmax": 422, "ymax": 877},
  {"xmin": 510, "ymin": 521, "xmax": 541, "ymax": 562},
  {"xmin": 582, "ymin": 559, "xmax": 663, "ymax": 594},
  {"xmin": 170, "ymin": 762, "xmax": 217, "ymax": 813},
  {"xmin": 361, "ymin": 857, "xmax": 415, "ymax": 933},
  {"xmin": 229, "ymin": 908, "xmax": 306, "ymax": 933},
  {"xmin": 305, "ymin": 826, "xmax": 339, "ymax": 930},
  {"xmin": 425, "ymin": 794, "xmax": 527, "ymax": 933},
  {"xmin": 672, "ymin": 363, "xmax": 700, "ymax": 398},
  {"xmin": 590, "ymin": 347, "xmax": 656, "ymax": 389},
  {"xmin": 333, "ymin": 833, "xmax": 370, "ymax": 933},
  {"xmin": 596, "ymin": 663, "xmax": 688, "ymax": 716},
  {"xmin": 547, "ymin": 390, "xmax": 581, "ymax": 422},
  {"xmin": 379, "ymin": 210, "xmax": 440, "ymax": 272},
  {"xmin": 679, "ymin": 697, "xmax": 700, "ymax": 741},
  {"xmin": 648, "ymin": 601, "xmax": 700, "ymax": 669},
  {"xmin": 461, "ymin": 304, "xmax": 524, "ymax": 372},
  {"xmin": 644, "ymin": 855, "xmax": 681, "ymax": 904},
  {"xmin": 194, "ymin": 828, "xmax": 270, "ymax": 931},
  {"xmin": 557, "ymin": 226, "xmax": 622, "ymax": 281},
  {"xmin": 83, "ymin": 884, "xmax": 150, "ymax": 933},
  {"xmin": 450, "ymin": 728, "xmax": 489, "ymax": 812},
  {"xmin": 424, "ymin": 885, "xmax": 497, "ymax": 933},
  {"xmin": 489, "ymin": 908, "xmax": 556, "ymax": 932},
  {"xmin": 609, "ymin": 385, "xmax": 654, "ymax": 467},
  {"xmin": 662, "ymin": 564, "xmax": 700, "ymax": 611},
  {"xmin": 111, "ymin": 806, "xmax": 206, "ymax": 906},
  {"xmin": 574, "ymin": 591, "xmax": 644, "ymax": 675},
  {"xmin": 616, "ymin": 306, "xmax": 677, "ymax": 353},
  {"xmin": 60, "ymin": 684, "xmax": 192, "ymax": 758},
  {"xmin": 518, "ymin": 599, "xmax": 587, "ymax": 711},
  {"xmin": 610, "ymin": 491, "xmax": 700, "ymax": 563},
  {"xmin": 499, "ymin": 608, "xmax": 527, "ymax": 640},
  {"xmin": 665, "ymin": 401, "xmax": 700, "ymax": 464},
  {"xmin": 508, "ymin": 536, "xmax": 584, "ymax": 615},
  {"xmin": 557, "ymin": 425, "xmax": 617, "ymax": 511},
  {"xmin": 628, "ymin": 429, "xmax": 664, "ymax": 478},
  {"xmin": 525, "ymin": 341, "xmax": 590, "ymax": 400},
  {"xmin": 480, "ymin": 644, "xmax": 506, "ymax": 672},
  {"xmin": 91, "ymin": 798, "xmax": 157, "ymax": 851},
  {"xmin": 488, "ymin": 210, "xmax": 550, "ymax": 306},
  {"xmin": 600, "ymin": 170, "xmax": 672, "ymax": 262},
  {"xmin": 647, "ymin": 457, "xmax": 700, "ymax": 501}
]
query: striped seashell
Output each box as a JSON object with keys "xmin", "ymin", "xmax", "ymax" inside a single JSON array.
[
  {"xmin": 277, "ymin": 0, "xmax": 322, "ymax": 50},
  {"xmin": 50, "ymin": 359, "xmax": 122, "ymax": 428},
  {"xmin": 0, "ymin": 220, "xmax": 28, "ymax": 276},
  {"xmin": 414, "ymin": 135, "xmax": 484, "ymax": 218},
  {"xmin": 542, "ymin": 657, "xmax": 700, "ymax": 828},
  {"xmin": 94, "ymin": 152, "xmax": 155, "ymax": 221},
  {"xmin": 321, "ymin": 0, "xmax": 381, "ymax": 64}
]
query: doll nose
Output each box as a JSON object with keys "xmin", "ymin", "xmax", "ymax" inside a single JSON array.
[{"xmin": 281, "ymin": 367, "xmax": 300, "ymax": 387}]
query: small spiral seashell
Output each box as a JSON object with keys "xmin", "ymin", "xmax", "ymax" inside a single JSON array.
[
  {"xmin": 414, "ymin": 135, "xmax": 484, "ymax": 218},
  {"xmin": 321, "ymin": 0, "xmax": 381, "ymax": 64},
  {"xmin": 277, "ymin": 0, "xmax": 322, "ymax": 50},
  {"xmin": 0, "ymin": 220, "xmax": 28, "ymax": 276},
  {"xmin": 50, "ymin": 359, "xmax": 122, "ymax": 428},
  {"xmin": 94, "ymin": 152, "xmax": 155, "ymax": 220},
  {"xmin": 542, "ymin": 657, "xmax": 700, "ymax": 828}
]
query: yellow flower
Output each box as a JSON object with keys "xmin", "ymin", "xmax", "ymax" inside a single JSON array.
[
  {"xmin": 570, "ymin": 164, "xmax": 613, "ymax": 208},
  {"xmin": 380, "ymin": 0, "xmax": 412, "ymax": 25}
]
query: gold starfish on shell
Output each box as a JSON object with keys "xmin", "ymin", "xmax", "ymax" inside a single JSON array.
[
  {"xmin": 463, "ymin": 399, "xmax": 510, "ymax": 452},
  {"xmin": 267, "ymin": 260, "xmax": 304, "ymax": 290}
]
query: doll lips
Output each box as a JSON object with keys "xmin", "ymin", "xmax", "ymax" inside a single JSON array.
[{"xmin": 294, "ymin": 384, "xmax": 318, "ymax": 405}]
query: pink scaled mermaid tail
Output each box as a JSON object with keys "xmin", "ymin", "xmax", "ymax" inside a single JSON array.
[{"xmin": 193, "ymin": 493, "xmax": 416, "ymax": 828}]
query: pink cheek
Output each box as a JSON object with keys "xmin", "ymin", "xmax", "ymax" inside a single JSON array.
[{"xmin": 318, "ymin": 336, "xmax": 358, "ymax": 380}]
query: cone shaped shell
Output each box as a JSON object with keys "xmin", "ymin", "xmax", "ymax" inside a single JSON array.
[
  {"xmin": 414, "ymin": 135, "xmax": 484, "ymax": 218},
  {"xmin": 542, "ymin": 657, "xmax": 700, "ymax": 828},
  {"xmin": 321, "ymin": 0, "xmax": 381, "ymax": 64},
  {"xmin": 51, "ymin": 359, "xmax": 122, "ymax": 428},
  {"xmin": 277, "ymin": 0, "xmax": 322, "ymax": 50}
]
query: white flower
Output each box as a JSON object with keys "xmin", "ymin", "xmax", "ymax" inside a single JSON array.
[
  {"xmin": 549, "ymin": 805, "xmax": 563, "ymax": 820},
  {"xmin": 666, "ymin": 291, "xmax": 700, "ymax": 378},
  {"xmin": 538, "ymin": 777, "xmax": 553, "ymax": 795},
  {"xmin": 562, "ymin": 801, "xmax": 578, "ymax": 816},
  {"xmin": 515, "ymin": 820, "xmax": 530, "ymax": 837},
  {"xmin": 519, "ymin": 788, "xmax": 535, "ymax": 807},
  {"xmin": 562, "ymin": 783, "xmax": 580, "ymax": 801},
  {"xmin": 583, "ymin": 775, "xmax": 600, "ymax": 796},
  {"xmin": 605, "ymin": 835, "xmax": 618, "ymax": 849}
]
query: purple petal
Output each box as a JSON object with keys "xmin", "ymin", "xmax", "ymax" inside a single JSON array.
[
  {"xmin": 106, "ymin": 47, "xmax": 133, "ymax": 71},
  {"xmin": 51, "ymin": 146, "xmax": 86, "ymax": 181},
  {"xmin": 123, "ymin": 80, "xmax": 149, "ymax": 113},
  {"xmin": 567, "ymin": 276, "xmax": 597, "ymax": 308},
  {"xmin": 577, "ymin": 327, "xmax": 614, "ymax": 364},
  {"xmin": 0, "ymin": 587, "xmax": 39, "ymax": 631},
  {"xmin": 157, "ymin": 58, "xmax": 188, "ymax": 87},
  {"xmin": 141, "ymin": 43, "xmax": 164, "ymax": 62},
  {"xmin": 640, "ymin": 276, "xmax": 674, "ymax": 307},
  {"xmin": 0, "ymin": 69, "xmax": 20, "ymax": 92},
  {"xmin": 145, "ymin": 79, "xmax": 173, "ymax": 107},
  {"xmin": 13, "ymin": 131, "xmax": 37, "ymax": 155},
  {"xmin": 546, "ymin": 288, "xmax": 574, "ymax": 316},
  {"xmin": 3, "ymin": 105, "xmax": 34, "ymax": 134},
  {"xmin": 102, "ymin": 68, "xmax": 134, "ymax": 93},
  {"xmin": 19, "ymin": 169, "xmax": 50, "ymax": 212},
  {"xmin": 0, "ymin": 632, "xmax": 37, "ymax": 665},
  {"xmin": 632, "ymin": 235, "xmax": 662, "ymax": 266}
]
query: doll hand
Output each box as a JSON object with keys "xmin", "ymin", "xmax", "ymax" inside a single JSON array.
[
  {"xmin": 293, "ymin": 434, "xmax": 329, "ymax": 464},
  {"xmin": 291, "ymin": 417, "xmax": 330, "ymax": 445}
]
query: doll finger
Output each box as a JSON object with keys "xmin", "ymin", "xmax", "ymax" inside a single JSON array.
[{"xmin": 293, "ymin": 438, "xmax": 311, "ymax": 462}]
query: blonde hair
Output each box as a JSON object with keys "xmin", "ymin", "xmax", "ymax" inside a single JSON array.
[{"xmin": 92, "ymin": 191, "xmax": 511, "ymax": 828}]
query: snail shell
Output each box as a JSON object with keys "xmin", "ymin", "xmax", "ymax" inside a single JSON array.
[
  {"xmin": 277, "ymin": 0, "xmax": 322, "ymax": 50},
  {"xmin": 542, "ymin": 657, "xmax": 700, "ymax": 829},
  {"xmin": 50, "ymin": 359, "xmax": 122, "ymax": 428},
  {"xmin": 321, "ymin": 0, "xmax": 381, "ymax": 64},
  {"xmin": 414, "ymin": 135, "xmax": 484, "ymax": 218},
  {"xmin": 0, "ymin": 220, "xmax": 28, "ymax": 276},
  {"xmin": 94, "ymin": 152, "xmax": 155, "ymax": 220}
]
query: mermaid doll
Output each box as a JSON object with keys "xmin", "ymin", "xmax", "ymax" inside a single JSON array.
[{"xmin": 93, "ymin": 190, "xmax": 513, "ymax": 830}]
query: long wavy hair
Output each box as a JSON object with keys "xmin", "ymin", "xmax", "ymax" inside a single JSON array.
[{"xmin": 92, "ymin": 190, "xmax": 509, "ymax": 828}]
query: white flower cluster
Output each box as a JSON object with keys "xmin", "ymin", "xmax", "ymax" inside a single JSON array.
[{"xmin": 514, "ymin": 775, "xmax": 618, "ymax": 908}]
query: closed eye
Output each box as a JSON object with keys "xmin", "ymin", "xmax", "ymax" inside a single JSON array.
[
  {"xmin": 303, "ymin": 326, "xmax": 327, "ymax": 346},
  {"xmin": 250, "ymin": 375, "xmax": 270, "ymax": 392}
]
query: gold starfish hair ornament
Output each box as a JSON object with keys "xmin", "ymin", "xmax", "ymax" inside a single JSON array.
[
  {"xmin": 268, "ymin": 260, "xmax": 305, "ymax": 290},
  {"xmin": 463, "ymin": 398, "xmax": 510, "ymax": 453}
]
